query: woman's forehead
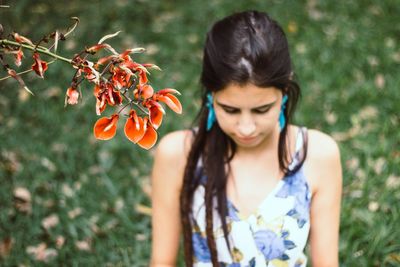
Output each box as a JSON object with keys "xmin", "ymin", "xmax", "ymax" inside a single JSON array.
[{"xmin": 215, "ymin": 83, "xmax": 281, "ymax": 106}]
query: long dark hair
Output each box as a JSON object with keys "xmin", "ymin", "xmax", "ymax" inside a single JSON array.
[{"xmin": 180, "ymin": 10, "xmax": 306, "ymax": 266}]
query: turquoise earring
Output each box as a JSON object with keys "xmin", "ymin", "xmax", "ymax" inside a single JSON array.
[
  {"xmin": 206, "ymin": 92, "xmax": 216, "ymax": 131},
  {"xmin": 279, "ymin": 95, "xmax": 288, "ymax": 131}
]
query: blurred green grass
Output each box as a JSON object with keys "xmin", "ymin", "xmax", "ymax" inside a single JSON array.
[{"xmin": 0, "ymin": 0, "xmax": 399, "ymax": 266}]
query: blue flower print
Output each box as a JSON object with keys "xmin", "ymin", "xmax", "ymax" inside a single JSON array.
[
  {"xmin": 192, "ymin": 232, "xmax": 211, "ymax": 262},
  {"xmin": 254, "ymin": 229, "xmax": 296, "ymax": 261},
  {"xmin": 227, "ymin": 200, "xmax": 241, "ymax": 222},
  {"xmin": 275, "ymin": 170, "xmax": 311, "ymax": 228},
  {"xmin": 219, "ymin": 262, "xmax": 241, "ymax": 267}
]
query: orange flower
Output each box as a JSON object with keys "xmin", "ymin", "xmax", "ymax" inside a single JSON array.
[
  {"xmin": 124, "ymin": 112, "xmax": 158, "ymax": 149},
  {"xmin": 86, "ymin": 44, "xmax": 111, "ymax": 54},
  {"xmin": 13, "ymin": 33, "xmax": 34, "ymax": 46},
  {"xmin": 124, "ymin": 110, "xmax": 146, "ymax": 143},
  {"xmin": 14, "ymin": 48, "xmax": 24, "ymax": 67},
  {"xmin": 143, "ymin": 99, "xmax": 165, "ymax": 130},
  {"xmin": 134, "ymin": 84, "xmax": 154, "ymax": 100},
  {"xmin": 112, "ymin": 66, "xmax": 133, "ymax": 89},
  {"xmin": 65, "ymin": 87, "xmax": 79, "ymax": 105},
  {"xmin": 31, "ymin": 53, "xmax": 48, "ymax": 78},
  {"xmin": 121, "ymin": 60, "xmax": 148, "ymax": 86},
  {"xmin": 93, "ymin": 83, "xmax": 122, "ymax": 115},
  {"xmin": 153, "ymin": 88, "xmax": 182, "ymax": 114},
  {"xmin": 137, "ymin": 118, "xmax": 158, "ymax": 150},
  {"xmin": 93, "ymin": 114, "xmax": 119, "ymax": 140}
]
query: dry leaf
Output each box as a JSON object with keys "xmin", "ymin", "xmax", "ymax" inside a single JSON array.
[
  {"xmin": 68, "ymin": 207, "xmax": 82, "ymax": 219},
  {"xmin": 140, "ymin": 178, "xmax": 152, "ymax": 198},
  {"xmin": 40, "ymin": 157, "xmax": 56, "ymax": 172},
  {"xmin": 135, "ymin": 234, "xmax": 146, "ymax": 241},
  {"xmin": 392, "ymin": 52, "xmax": 400, "ymax": 63},
  {"xmin": 62, "ymin": 183, "xmax": 75, "ymax": 198},
  {"xmin": 367, "ymin": 55, "xmax": 379, "ymax": 67},
  {"xmin": 42, "ymin": 214, "xmax": 59, "ymax": 230},
  {"xmin": 325, "ymin": 111, "xmax": 337, "ymax": 125},
  {"xmin": 358, "ymin": 106, "xmax": 378, "ymax": 121},
  {"xmin": 26, "ymin": 243, "xmax": 57, "ymax": 262},
  {"xmin": 75, "ymin": 240, "xmax": 91, "ymax": 251},
  {"xmin": 373, "ymin": 157, "xmax": 385, "ymax": 175},
  {"xmin": 135, "ymin": 204, "xmax": 152, "ymax": 216},
  {"xmin": 13, "ymin": 187, "xmax": 32, "ymax": 214},
  {"xmin": 287, "ymin": 21, "xmax": 298, "ymax": 33},
  {"xmin": 0, "ymin": 237, "xmax": 13, "ymax": 258},
  {"xmin": 386, "ymin": 175, "xmax": 400, "ymax": 189},
  {"xmin": 350, "ymin": 190, "xmax": 363, "ymax": 199},
  {"xmin": 295, "ymin": 43, "xmax": 307, "ymax": 54},
  {"xmin": 374, "ymin": 74, "xmax": 385, "ymax": 89},
  {"xmin": 368, "ymin": 201, "xmax": 379, "ymax": 212},
  {"xmin": 56, "ymin": 236, "xmax": 65, "ymax": 249},
  {"xmin": 114, "ymin": 198, "xmax": 124, "ymax": 212},
  {"xmin": 346, "ymin": 157, "xmax": 360, "ymax": 171}
]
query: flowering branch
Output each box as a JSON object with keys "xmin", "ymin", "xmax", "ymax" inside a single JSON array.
[{"xmin": 0, "ymin": 18, "xmax": 182, "ymax": 150}]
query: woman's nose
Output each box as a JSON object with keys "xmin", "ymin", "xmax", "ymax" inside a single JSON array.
[{"xmin": 237, "ymin": 114, "xmax": 256, "ymax": 136}]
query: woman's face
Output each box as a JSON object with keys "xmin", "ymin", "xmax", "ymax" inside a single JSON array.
[{"xmin": 213, "ymin": 83, "xmax": 283, "ymax": 149}]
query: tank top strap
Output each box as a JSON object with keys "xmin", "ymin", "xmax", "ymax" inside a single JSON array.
[
  {"xmin": 290, "ymin": 127, "xmax": 308, "ymax": 169},
  {"xmin": 294, "ymin": 127, "xmax": 307, "ymax": 153}
]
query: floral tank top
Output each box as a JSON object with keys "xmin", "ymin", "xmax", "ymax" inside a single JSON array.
[{"xmin": 190, "ymin": 127, "xmax": 311, "ymax": 267}]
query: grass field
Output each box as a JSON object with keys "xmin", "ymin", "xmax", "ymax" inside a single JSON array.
[{"xmin": 0, "ymin": 0, "xmax": 399, "ymax": 266}]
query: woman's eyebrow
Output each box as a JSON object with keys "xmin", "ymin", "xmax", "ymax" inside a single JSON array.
[{"xmin": 215, "ymin": 100, "xmax": 276, "ymax": 109}]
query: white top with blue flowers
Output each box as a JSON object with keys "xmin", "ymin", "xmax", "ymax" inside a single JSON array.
[{"xmin": 190, "ymin": 127, "xmax": 311, "ymax": 267}]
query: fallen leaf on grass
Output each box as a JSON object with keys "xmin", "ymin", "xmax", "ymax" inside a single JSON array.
[
  {"xmin": 26, "ymin": 243, "xmax": 57, "ymax": 262},
  {"xmin": 114, "ymin": 198, "xmax": 124, "ymax": 213},
  {"xmin": 56, "ymin": 236, "xmax": 65, "ymax": 249},
  {"xmin": 135, "ymin": 234, "xmax": 146, "ymax": 241},
  {"xmin": 75, "ymin": 240, "xmax": 91, "ymax": 251},
  {"xmin": 140, "ymin": 177, "xmax": 152, "ymax": 198},
  {"xmin": 62, "ymin": 183, "xmax": 75, "ymax": 198},
  {"xmin": 346, "ymin": 157, "xmax": 360, "ymax": 171},
  {"xmin": 13, "ymin": 187, "xmax": 32, "ymax": 214},
  {"xmin": 135, "ymin": 204, "xmax": 152, "ymax": 216},
  {"xmin": 0, "ymin": 237, "xmax": 13, "ymax": 258},
  {"xmin": 324, "ymin": 111, "xmax": 337, "ymax": 125},
  {"xmin": 368, "ymin": 201, "xmax": 379, "ymax": 212},
  {"xmin": 42, "ymin": 214, "xmax": 59, "ymax": 230},
  {"xmin": 40, "ymin": 157, "xmax": 56, "ymax": 172},
  {"xmin": 68, "ymin": 207, "xmax": 82, "ymax": 219},
  {"xmin": 374, "ymin": 73, "xmax": 385, "ymax": 89},
  {"xmin": 386, "ymin": 175, "xmax": 400, "ymax": 189},
  {"xmin": 372, "ymin": 157, "xmax": 386, "ymax": 175}
]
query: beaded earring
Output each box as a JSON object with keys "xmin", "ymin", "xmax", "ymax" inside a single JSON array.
[
  {"xmin": 279, "ymin": 94, "xmax": 288, "ymax": 131},
  {"xmin": 206, "ymin": 92, "xmax": 216, "ymax": 131}
]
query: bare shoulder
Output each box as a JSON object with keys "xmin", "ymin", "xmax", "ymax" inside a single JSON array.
[
  {"xmin": 305, "ymin": 129, "xmax": 342, "ymax": 194},
  {"xmin": 152, "ymin": 130, "xmax": 194, "ymax": 190},
  {"xmin": 307, "ymin": 129, "xmax": 340, "ymax": 161},
  {"xmin": 155, "ymin": 129, "xmax": 193, "ymax": 159}
]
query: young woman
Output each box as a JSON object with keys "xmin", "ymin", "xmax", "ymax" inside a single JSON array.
[{"xmin": 151, "ymin": 11, "xmax": 342, "ymax": 267}]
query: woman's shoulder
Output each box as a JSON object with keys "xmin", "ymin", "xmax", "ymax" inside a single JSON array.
[
  {"xmin": 302, "ymin": 128, "xmax": 342, "ymax": 195},
  {"xmin": 306, "ymin": 128, "xmax": 340, "ymax": 160},
  {"xmin": 155, "ymin": 129, "xmax": 194, "ymax": 160},
  {"xmin": 152, "ymin": 129, "xmax": 194, "ymax": 191}
]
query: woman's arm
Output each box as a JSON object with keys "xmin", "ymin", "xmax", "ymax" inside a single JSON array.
[
  {"xmin": 307, "ymin": 130, "xmax": 343, "ymax": 267},
  {"xmin": 150, "ymin": 131, "xmax": 190, "ymax": 267}
]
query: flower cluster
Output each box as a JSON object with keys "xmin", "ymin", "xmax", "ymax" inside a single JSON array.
[{"xmin": 0, "ymin": 20, "xmax": 182, "ymax": 150}]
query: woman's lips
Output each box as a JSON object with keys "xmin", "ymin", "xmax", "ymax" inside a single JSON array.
[{"xmin": 236, "ymin": 136, "xmax": 257, "ymax": 143}]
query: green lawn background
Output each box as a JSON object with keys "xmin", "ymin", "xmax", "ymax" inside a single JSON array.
[{"xmin": 0, "ymin": 0, "xmax": 399, "ymax": 266}]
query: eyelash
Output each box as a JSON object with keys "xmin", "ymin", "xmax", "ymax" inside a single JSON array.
[{"xmin": 223, "ymin": 108, "xmax": 271, "ymax": 114}]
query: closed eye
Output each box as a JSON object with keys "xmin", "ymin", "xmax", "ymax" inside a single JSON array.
[
  {"xmin": 252, "ymin": 107, "xmax": 272, "ymax": 114},
  {"xmin": 222, "ymin": 107, "xmax": 240, "ymax": 114}
]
